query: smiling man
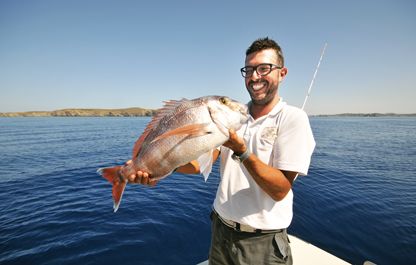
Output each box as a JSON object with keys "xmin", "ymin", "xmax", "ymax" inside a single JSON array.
[{"xmin": 208, "ymin": 37, "xmax": 316, "ymax": 265}]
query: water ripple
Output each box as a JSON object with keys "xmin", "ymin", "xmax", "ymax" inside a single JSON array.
[{"xmin": 1, "ymin": 117, "xmax": 415, "ymax": 265}]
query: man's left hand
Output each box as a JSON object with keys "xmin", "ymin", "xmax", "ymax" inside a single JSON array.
[{"xmin": 223, "ymin": 129, "xmax": 247, "ymax": 155}]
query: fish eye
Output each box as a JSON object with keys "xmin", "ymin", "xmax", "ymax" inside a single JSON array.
[{"xmin": 219, "ymin": 97, "xmax": 229, "ymax": 105}]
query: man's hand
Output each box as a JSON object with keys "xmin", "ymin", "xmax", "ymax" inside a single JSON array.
[
  {"xmin": 223, "ymin": 129, "xmax": 247, "ymax": 155},
  {"xmin": 123, "ymin": 160, "xmax": 158, "ymax": 187}
]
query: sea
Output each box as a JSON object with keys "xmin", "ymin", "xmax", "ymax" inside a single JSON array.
[{"xmin": 0, "ymin": 116, "xmax": 415, "ymax": 265}]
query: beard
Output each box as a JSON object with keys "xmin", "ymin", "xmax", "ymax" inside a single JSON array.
[{"xmin": 247, "ymin": 80, "xmax": 278, "ymax": 105}]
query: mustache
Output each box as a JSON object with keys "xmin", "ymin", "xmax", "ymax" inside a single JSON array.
[{"xmin": 248, "ymin": 80, "xmax": 268, "ymax": 87}]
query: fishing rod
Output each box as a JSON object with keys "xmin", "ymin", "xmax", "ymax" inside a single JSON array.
[{"xmin": 301, "ymin": 42, "xmax": 327, "ymax": 110}]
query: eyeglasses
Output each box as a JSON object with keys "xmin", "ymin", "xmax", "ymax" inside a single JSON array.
[{"xmin": 240, "ymin": 63, "xmax": 282, "ymax": 78}]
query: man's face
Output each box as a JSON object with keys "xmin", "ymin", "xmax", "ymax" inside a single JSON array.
[{"xmin": 244, "ymin": 49, "xmax": 287, "ymax": 105}]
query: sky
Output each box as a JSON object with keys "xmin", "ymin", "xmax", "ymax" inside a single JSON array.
[{"xmin": 0, "ymin": 0, "xmax": 415, "ymax": 115}]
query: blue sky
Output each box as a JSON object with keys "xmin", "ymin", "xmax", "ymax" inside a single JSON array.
[{"xmin": 1, "ymin": 0, "xmax": 415, "ymax": 115}]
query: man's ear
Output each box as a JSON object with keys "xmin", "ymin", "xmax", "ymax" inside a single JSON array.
[{"xmin": 279, "ymin": 67, "xmax": 288, "ymax": 81}]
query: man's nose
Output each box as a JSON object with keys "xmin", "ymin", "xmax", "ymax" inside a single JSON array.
[{"xmin": 251, "ymin": 70, "xmax": 261, "ymax": 80}]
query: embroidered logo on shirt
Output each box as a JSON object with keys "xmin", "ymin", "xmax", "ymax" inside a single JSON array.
[{"xmin": 261, "ymin": 127, "xmax": 278, "ymax": 142}]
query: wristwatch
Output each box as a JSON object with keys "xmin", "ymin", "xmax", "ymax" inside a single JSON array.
[{"xmin": 231, "ymin": 149, "xmax": 251, "ymax": 163}]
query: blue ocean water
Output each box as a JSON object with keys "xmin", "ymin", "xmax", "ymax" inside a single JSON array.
[{"xmin": 0, "ymin": 117, "xmax": 415, "ymax": 265}]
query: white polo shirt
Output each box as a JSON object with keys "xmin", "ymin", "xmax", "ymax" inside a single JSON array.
[{"xmin": 213, "ymin": 99, "xmax": 315, "ymax": 229}]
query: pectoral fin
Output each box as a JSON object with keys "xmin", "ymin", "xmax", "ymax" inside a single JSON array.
[
  {"xmin": 151, "ymin": 123, "xmax": 212, "ymax": 143},
  {"xmin": 197, "ymin": 150, "xmax": 214, "ymax": 182}
]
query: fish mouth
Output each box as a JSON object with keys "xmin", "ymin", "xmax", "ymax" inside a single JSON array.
[
  {"xmin": 227, "ymin": 99, "xmax": 248, "ymax": 116},
  {"xmin": 232, "ymin": 102, "xmax": 248, "ymax": 117}
]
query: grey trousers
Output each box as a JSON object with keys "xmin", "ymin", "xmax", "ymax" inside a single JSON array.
[{"xmin": 209, "ymin": 211, "xmax": 293, "ymax": 265}]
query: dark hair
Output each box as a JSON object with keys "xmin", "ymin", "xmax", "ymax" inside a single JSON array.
[{"xmin": 246, "ymin": 37, "xmax": 284, "ymax": 66}]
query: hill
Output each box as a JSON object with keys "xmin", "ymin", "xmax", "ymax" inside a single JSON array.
[{"xmin": 0, "ymin": 108, "xmax": 156, "ymax": 117}]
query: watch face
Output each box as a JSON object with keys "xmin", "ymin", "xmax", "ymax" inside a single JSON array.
[{"xmin": 231, "ymin": 153, "xmax": 241, "ymax": 162}]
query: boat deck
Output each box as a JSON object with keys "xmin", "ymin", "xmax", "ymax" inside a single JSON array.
[{"xmin": 288, "ymin": 235, "xmax": 350, "ymax": 264}]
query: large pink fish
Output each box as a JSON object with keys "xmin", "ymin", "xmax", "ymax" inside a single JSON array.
[{"xmin": 98, "ymin": 96, "xmax": 248, "ymax": 212}]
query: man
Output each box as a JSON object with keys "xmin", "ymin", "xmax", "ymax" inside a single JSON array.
[{"xmin": 130, "ymin": 37, "xmax": 315, "ymax": 264}]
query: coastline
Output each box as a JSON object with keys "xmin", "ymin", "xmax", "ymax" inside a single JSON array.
[
  {"xmin": 311, "ymin": 113, "xmax": 416, "ymax": 117},
  {"xmin": 0, "ymin": 108, "xmax": 156, "ymax": 117}
]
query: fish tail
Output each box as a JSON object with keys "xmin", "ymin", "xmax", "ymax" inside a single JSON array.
[{"xmin": 97, "ymin": 166, "xmax": 126, "ymax": 213}]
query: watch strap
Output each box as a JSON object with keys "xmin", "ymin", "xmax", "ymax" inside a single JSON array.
[{"xmin": 232, "ymin": 149, "xmax": 250, "ymax": 163}]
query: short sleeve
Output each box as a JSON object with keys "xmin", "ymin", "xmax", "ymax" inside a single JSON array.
[{"xmin": 272, "ymin": 107, "xmax": 315, "ymax": 175}]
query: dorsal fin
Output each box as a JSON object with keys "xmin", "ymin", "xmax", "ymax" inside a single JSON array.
[{"xmin": 132, "ymin": 98, "xmax": 189, "ymax": 158}]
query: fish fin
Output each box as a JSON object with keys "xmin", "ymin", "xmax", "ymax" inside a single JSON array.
[
  {"xmin": 197, "ymin": 150, "xmax": 214, "ymax": 182},
  {"xmin": 151, "ymin": 123, "xmax": 212, "ymax": 143},
  {"xmin": 112, "ymin": 180, "xmax": 127, "ymax": 212},
  {"xmin": 132, "ymin": 98, "xmax": 190, "ymax": 158},
  {"xmin": 97, "ymin": 166, "xmax": 127, "ymax": 212}
]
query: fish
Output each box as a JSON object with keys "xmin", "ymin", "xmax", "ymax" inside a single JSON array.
[{"xmin": 98, "ymin": 95, "xmax": 248, "ymax": 212}]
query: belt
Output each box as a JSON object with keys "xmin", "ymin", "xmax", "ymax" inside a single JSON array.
[{"xmin": 212, "ymin": 209, "xmax": 284, "ymax": 234}]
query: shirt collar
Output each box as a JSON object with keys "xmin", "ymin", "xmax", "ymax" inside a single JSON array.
[
  {"xmin": 247, "ymin": 97, "xmax": 286, "ymax": 121},
  {"xmin": 269, "ymin": 97, "xmax": 286, "ymax": 116}
]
